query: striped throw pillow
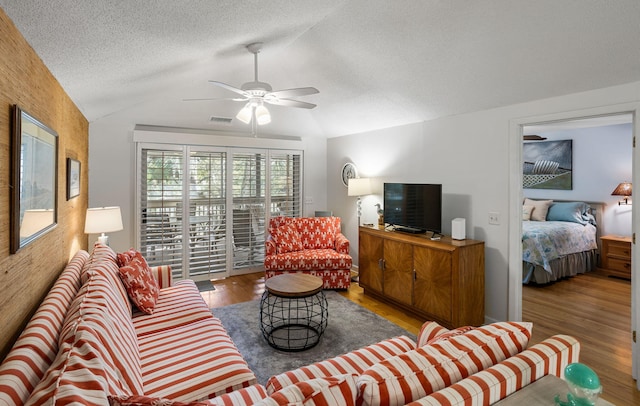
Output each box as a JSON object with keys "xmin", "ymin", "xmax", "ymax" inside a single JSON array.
[
  {"xmin": 424, "ymin": 325, "xmax": 475, "ymax": 346},
  {"xmin": 415, "ymin": 321, "xmax": 450, "ymax": 348},
  {"xmin": 257, "ymin": 375, "xmax": 358, "ymax": 406},
  {"xmin": 266, "ymin": 336, "xmax": 416, "ymax": 394},
  {"xmin": 206, "ymin": 384, "xmax": 268, "ymax": 406},
  {"xmin": 357, "ymin": 322, "xmax": 532, "ymax": 406}
]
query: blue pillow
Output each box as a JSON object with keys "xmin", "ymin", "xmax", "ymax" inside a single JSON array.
[{"xmin": 546, "ymin": 202, "xmax": 589, "ymax": 225}]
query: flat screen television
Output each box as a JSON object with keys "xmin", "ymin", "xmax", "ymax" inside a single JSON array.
[{"xmin": 383, "ymin": 183, "xmax": 442, "ymax": 234}]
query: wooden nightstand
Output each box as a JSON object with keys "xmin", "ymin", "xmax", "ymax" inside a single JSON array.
[{"xmin": 600, "ymin": 235, "xmax": 632, "ymax": 279}]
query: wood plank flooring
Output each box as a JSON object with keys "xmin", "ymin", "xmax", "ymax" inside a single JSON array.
[
  {"xmin": 523, "ymin": 269, "xmax": 638, "ymax": 405},
  {"xmin": 201, "ymin": 270, "xmax": 638, "ymax": 405}
]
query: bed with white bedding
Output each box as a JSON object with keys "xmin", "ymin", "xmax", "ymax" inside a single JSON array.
[{"xmin": 522, "ymin": 199, "xmax": 600, "ymax": 284}]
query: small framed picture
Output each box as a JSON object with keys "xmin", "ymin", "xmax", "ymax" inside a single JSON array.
[{"xmin": 67, "ymin": 158, "xmax": 80, "ymax": 200}]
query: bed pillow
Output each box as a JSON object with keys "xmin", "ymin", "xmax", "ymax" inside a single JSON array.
[
  {"xmin": 524, "ymin": 198, "xmax": 553, "ymax": 221},
  {"xmin": 522, "ymin": 205, "xmax": 534, "ymax": 221},
  {"xmin": 546, "ymin": 201, "xmax": 590, "ymax": 225}
]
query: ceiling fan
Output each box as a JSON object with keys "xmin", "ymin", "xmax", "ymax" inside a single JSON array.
[{"xmin": 185, "ymin": 42, "xmax": 319, "ymax": 126}]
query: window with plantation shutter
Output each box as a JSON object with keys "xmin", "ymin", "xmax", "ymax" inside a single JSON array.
[
  {"xmin": 138, "ymin": 143, "xmax": 302, "ymax": 281},
  {"xmin": 140, "ymin": 148, "xmax": 184, "ymax": 277},
  {"xmin": 231, "ymin": 152, "xmax": 266, "ymax": 268},
  {"xmin": 187, "ymin": 150, "xmax": 227, "ymax": 278},
  {"xmin": 270, "ymin": 152, "xmax": 302, "ymax": 218}
]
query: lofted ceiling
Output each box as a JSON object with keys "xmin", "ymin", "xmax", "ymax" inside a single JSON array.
[{"xmin": 2, "ymin": 0, "xmax": 640, "ymax": 139}]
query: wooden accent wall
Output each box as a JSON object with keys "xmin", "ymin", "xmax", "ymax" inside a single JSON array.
[{"xmin": 0, "ymin": 9, "xmax": 89, "ymax": 361}]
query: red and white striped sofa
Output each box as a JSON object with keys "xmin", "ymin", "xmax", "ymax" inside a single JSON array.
[
  {"xmin": 0, "ymin": 243, "xmax": 580, "ymax": 406},
  {"xmin": 259, "ymin": 321, "xmax": 580, "ymax": 406},
  {"xmin": 0, "ymin": 244, "xmax": 259, "ymax": 406},
  {"xmin": 264, "ymin": 216, "xmax": 352, "ymax": 289}
]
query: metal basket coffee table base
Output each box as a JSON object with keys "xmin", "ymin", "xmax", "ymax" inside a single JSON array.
[{"xmin": 259, "ymin": 290, "xmax": 328, "ymax": 351}]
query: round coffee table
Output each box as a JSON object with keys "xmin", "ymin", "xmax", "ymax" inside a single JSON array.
[{"xmin": 259, "ymin": 273, "xmax": 328, "ymax": 351}]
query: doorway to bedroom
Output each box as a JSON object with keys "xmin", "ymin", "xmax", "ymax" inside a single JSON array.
[{"xmin": 518, "ymin": 112, "xmax": 636, "ymax": 404}]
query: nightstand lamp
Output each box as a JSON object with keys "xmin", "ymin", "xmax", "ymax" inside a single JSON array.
[
  {"xmin": 611, "ymin": 182, "xmax": 632, "ymax": 205},
  {"xmin": 85, "ymin": 206, "xmax": 123, "ymax": 245}
]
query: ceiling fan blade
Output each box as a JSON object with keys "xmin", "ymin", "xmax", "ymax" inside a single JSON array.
[
  {"xmin": 268, "ymin": 87, "xmax": 319, "ymax": 98},
  {"xmin": 208, "ymin": 81, "xmax": 249, "ymax": 97},
  {"xmin": 182, "ymin": 97, "xmax": 246, "ymax": 102},
  {"xmin": 265, "ymin": 98, "xmax": 317, "ymax": 109}
]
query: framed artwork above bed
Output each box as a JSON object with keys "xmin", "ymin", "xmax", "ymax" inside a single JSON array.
[{"xmin": 523, "ymin": 140, "xmax": 572, "ymax": 190}]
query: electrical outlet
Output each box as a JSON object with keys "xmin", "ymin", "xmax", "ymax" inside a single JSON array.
[
  {"xmin": 488, "ymin": 212, "xmax": 500, "ymax": 225},
  {"xmin": 304, "ymin": 196, "xmax": 313, "ymax": 205}
]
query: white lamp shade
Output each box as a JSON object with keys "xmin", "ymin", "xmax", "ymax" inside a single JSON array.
[
  {"xmin": 255, "ymin": 105, "xmax": 271, "ymax": 125},
  {"xmin": 236, "ymin": 104, "xmax": 252, "ymax": 124},
  {"xmin": 84, "ymin": 206, "xmax": 123, "ymax": 234},
  {"xmin": 20, "ymin": 209, "xmax": 54, "ymax": 237},
  {"xmin": 348, "ymin": 178, "xmax": 372, "ymax": 196}
]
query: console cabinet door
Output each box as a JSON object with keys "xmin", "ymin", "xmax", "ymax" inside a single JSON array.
[
  {"xmin": 359, "ymin": 231, "xmax": 384, "ymax": 294},
  {"xmin": 413, "ymin": 245, "xmax": 452, "ymax": 323},
  {"xmin": 383, "ymin": 239, "xmax": 413, "ymax": 306}
]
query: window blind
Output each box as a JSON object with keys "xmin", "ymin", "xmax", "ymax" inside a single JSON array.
[
  {"xmin": 187, "ymin": 150, "xmax": 227, "ymax": 277},
  {"xmin": 270, "ymin": 152, "xmax": 302, "ymax": 218},
  {"xmin": 232, "ymin": 152, "xmax": 266, "ymax": 268},
  {"xmin": 140, "ymin": 149, "xmax": 184, "ymax": 277},
  {"xmin": 138, "ymin": 144, "xmax": 302, "ymax": 281}
]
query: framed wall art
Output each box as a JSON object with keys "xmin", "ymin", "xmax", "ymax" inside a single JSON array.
[
  {"xmin": 523, "ymin": 139, "xmax": 573, "ymax": 190},
  {"xmin": 10, "ymin": 105, "xmax": 58, "ymax": 253},
  {"xmin": 67, "ymin": 158, "xmax": 80, "ymax": 200}
]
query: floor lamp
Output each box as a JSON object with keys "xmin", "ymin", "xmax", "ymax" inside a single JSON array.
[{"xmin": 348, "ymin": 178, "xmax": 372, "ymax": 226}]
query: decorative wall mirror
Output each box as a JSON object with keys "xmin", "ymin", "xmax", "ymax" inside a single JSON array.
[{"xmin": 10, "ymin": 105, "xmax": 58, "ymax": 254}]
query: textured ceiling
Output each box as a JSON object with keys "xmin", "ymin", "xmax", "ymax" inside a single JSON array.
[{"xmin": 2, "ymin": 0, "xmax": 640, "ymax": 138}]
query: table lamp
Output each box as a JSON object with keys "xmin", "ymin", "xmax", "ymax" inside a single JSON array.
[
  {"xmin": 85, "ymin": 206, "xmax": 123, "ymax": 245},
  {"xmin": 611, "ymin": 182, "xmax": 632, "ymax": 205}
]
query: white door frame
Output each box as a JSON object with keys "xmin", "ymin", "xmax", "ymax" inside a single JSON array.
[{"xmin": 507, "ymin": 103, "xmax": 639, "ymax": 388}]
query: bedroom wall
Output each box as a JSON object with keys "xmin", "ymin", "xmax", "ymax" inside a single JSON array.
[
  {"xmin": 524, "ymin": 123, "xmax": 632, "ymax": 237},
  {"xmin": 328, "ymin": 80, "xmax": 640, "ymax": 324},
  {"xmin": 0, "ymin": 10, "xmax": 89, "ymax": 361}
]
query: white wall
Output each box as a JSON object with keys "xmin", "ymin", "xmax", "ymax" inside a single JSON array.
[
  {"xmin": 524, "ymin": 123, "xmax": 632, "ymax": 236},
  {"xmin": 88, "ymin": 80, "xmax": 639, "ymax": 323},
  {"xmin": 328, "ymin": 80, "xmax": 640, "ymax": 324},
  {"xmin": 88, "ymin": 118, "xmax": 328, "ymax": 254}
]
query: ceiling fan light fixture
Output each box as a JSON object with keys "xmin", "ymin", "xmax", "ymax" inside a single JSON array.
[
  {"xmin": 191, "ymin": 42, "xmax": 319, "ymax": 126},
  {"xmin": 255, "ymin": 104, "xmax": 271, "ymax": 125},
  {"xmin": 236, "ymin": 103, "xmax": 253, "ymax": 124}
]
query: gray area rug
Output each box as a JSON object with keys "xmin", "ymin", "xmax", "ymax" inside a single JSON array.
[
  {"xmin": 212, "ymin": 291, "xmax": 416, "ymax": 385},
  {"xmin": 195, "ymin": 280, "xmax": 215, "ymax": 292}
]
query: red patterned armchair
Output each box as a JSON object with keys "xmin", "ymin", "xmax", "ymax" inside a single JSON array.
[{"xmin": 264, "ymin": 216, "xmax": 352, "ymax": 289}]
